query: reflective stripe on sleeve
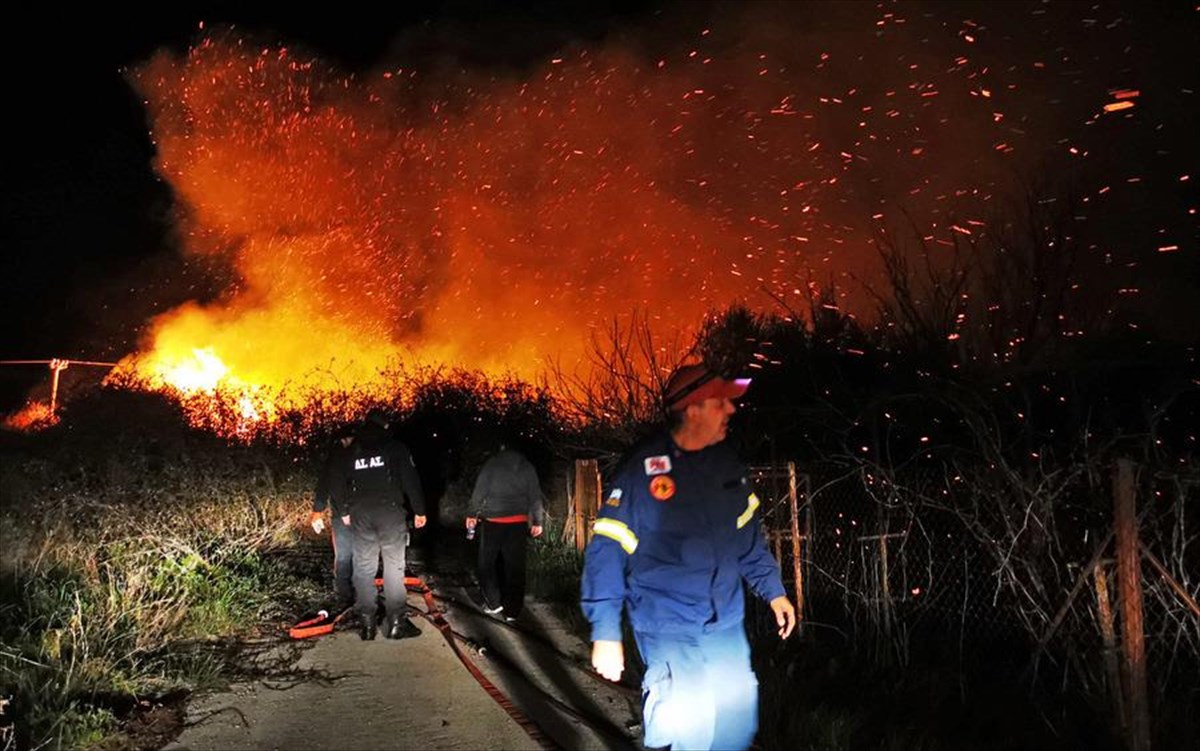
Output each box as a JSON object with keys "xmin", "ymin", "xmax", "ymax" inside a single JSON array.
[
  {"xmin": 736, "ymin": 493, "xmax": 761, "ymax": 529},
  {"xmin": 593, "ymin": 518, "xmax": 638, "ymax": 554}
]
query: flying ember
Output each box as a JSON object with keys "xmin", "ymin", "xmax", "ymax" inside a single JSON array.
[
  {"xmin": 114, "ymin": 31, "xmax": 868, "ymax": 414},
  {"xmin": 92, "ymin": 3, "xmax": 1179, "ymax": 432}
]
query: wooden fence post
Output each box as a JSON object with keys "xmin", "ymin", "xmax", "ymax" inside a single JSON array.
[
  {"xmin": 1114, "ymin": 458, "xmax": 1150, "ymax": 751},
  {"xmin": 1093, "ymin": 560, "xmax": 1127, "ymax": 741},
  {"xmin": 563, "ymin": 469, "xmax": 576, "ymax": 545},
  {"xmin": 787, "ymin": 461, "xmax": 805, "ymax": 625},
  {"xmin": 574, "ymin": 459, "xmax": 601, "ymax": 552},
  {"xmin": 573, "ymin": 461, "xmax": 586, "ymax": 552}
]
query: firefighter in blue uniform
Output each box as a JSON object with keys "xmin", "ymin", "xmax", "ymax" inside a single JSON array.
[
  {"xmin": 335, "ymin": 409, "xmax": 427, "ymax": 641},
  {"xmin": 582, "ymin": 364, "xmax": 796, "ymax": 751}
]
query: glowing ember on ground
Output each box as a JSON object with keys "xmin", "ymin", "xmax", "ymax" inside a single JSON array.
[{"xmin": 2, "ymin": 401, "xmax": 58, "ymax": 432}]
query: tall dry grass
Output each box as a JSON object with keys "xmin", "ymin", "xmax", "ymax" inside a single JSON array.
[{"xmin": 0, "ymin": 389, "xmax": 321, "ymax": 750}]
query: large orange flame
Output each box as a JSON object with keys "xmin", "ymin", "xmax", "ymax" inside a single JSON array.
[
  {"xmin": 112, "ymin": 36, "xmax": 818, "ymax": 414},
  {"xmin": 108, "ymin": 13, "xmax": 1048, "ymax": 430}
]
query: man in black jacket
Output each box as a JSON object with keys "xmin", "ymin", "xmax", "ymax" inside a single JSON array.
[
  {"xmin": 310, "ymin": 431, "xmax": 355, "ymax": 611},
  {"xmin": 466, "ymin": 440, "xmax": 545, "ymax": 621},
  {"xmin": 335, "ymin": 410, "xmax": 427, "ymax": 640}
]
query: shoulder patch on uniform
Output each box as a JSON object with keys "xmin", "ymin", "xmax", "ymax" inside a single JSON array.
[
  {"xmin": 644, "ymin": 455, "xmax": 672, "ymax": 475},
  {"xmin": 605, "ymin": 489, "xmax": 622, "ymax": 507},
  {"xmin": 649, "ymin": 475, "xmax": 676, "ymax": 501}
]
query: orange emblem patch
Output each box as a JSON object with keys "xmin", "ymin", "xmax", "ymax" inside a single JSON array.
[{"xmin": 649, "ymin": 475, "xmax": 676, "ymax": 501}]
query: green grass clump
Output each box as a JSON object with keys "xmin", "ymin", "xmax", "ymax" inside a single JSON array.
[
  {"xmin": 525, "ymin": 523, "xmax": 589, "ymax": 635},
  {"xmin": 0, "ymin": 534, "xmax": 316, "ymax": 750},
  {"xmin": 526, "ymin": 523, "xmax": 584, "ymax": 603},
  {"xmin": 0, "ymin": 389, "xmax": 322, "ymax": 750}
]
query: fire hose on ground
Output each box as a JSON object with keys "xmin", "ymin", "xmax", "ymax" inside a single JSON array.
[
  {"xmin": 287, "ymin": 576, "xmax": 643, "ymax": 750},
  {"xmin": 290, "ymin": 575, "xmax": 555, "ymax": 749}
]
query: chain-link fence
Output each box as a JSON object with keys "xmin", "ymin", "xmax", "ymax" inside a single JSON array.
[
  {"xmin": 751, "ymin": 457, "xmax": 1200, "ymax": 737},
  {"xmin": 753, "ymin": 464, "xmax": 1021, "ymax": 662}
]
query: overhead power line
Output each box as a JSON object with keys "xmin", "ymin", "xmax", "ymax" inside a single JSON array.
[{"xmin": 0, "ymin": 358, "xmax": 120, "ymax": 413}]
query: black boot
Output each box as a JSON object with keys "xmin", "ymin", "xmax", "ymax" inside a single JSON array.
[
  {"xmin": 385, "ymin": 613, "xmax": 421, "ymax": 639},
  {"xmin": 359, "ymin": 613, "xmax": 377, "ymax": 641}
]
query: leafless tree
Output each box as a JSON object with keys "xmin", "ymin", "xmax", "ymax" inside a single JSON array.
[
  {"xmin": 862, "ymin": 189, "xmax": 1113, "ymax": 371},
  {"xmin": 548, "ymin": 310, "xmax": 692, "ymax": 445}
]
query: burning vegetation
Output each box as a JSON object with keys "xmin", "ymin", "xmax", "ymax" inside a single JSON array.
[
  {"xmin": 2, "ymin": 9, "xmax": 1196, "ymax": 750},
  {"xmin": 62, "ymin": 2, "xmax": 1184, "ymax": 437},
  {"xmin": 2, "ymin": 3, "xmax": 1193, "ymax": 441}
]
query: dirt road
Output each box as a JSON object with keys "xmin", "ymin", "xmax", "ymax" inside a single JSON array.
[{"xmin": 166, "ymin": 546, "xmax": 641, "ymax": 751}]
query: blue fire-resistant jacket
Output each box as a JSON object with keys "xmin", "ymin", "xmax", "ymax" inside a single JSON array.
[{"xmin": 581, "ymin": 432, "xmax": 787, "ymax": 642}]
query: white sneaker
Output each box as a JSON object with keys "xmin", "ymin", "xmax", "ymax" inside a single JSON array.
[{"xmin": 482, "ymin": 604, "xmax": 503, "ymax": 615}]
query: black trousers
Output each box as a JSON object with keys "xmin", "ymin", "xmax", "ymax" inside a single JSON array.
[
  {"xmin": 331, "ymin": 512, "xmax": 354, "ymax": 606},
  {"xmin": 477, "ymin": 520, "xmax": 529, "ymax": 616}
]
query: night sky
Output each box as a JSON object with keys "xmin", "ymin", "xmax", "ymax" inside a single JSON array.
[
  {"xmin": 2, "ymin": 2, "xmax": 656, "ymax": 408},
  {"xmin": 2, "ymin": 1, "xmax": 1197, "ymax": 413}
]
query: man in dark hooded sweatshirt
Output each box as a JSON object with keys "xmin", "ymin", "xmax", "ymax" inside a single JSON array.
[
  {"xmin": 335, "ymin": 410, "xmax": 427, "ymax": 640},
  {"xmin": 466, "ymin": 440, "xmax": 545, "ymax": 621}
]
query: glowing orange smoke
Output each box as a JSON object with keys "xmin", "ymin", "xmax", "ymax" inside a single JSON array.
[
  {"xmin": 107, "ymin": 11, "xmax": 1099, "ymax": 428},
  {"xmin": 114, "ymin": 32, "xmax": 842, "ymax": 416}
]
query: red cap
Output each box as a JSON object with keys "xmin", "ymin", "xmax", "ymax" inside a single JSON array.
[{"xmin": 663, "ymin": 364, "xmax": 751, "ymax": 412}]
